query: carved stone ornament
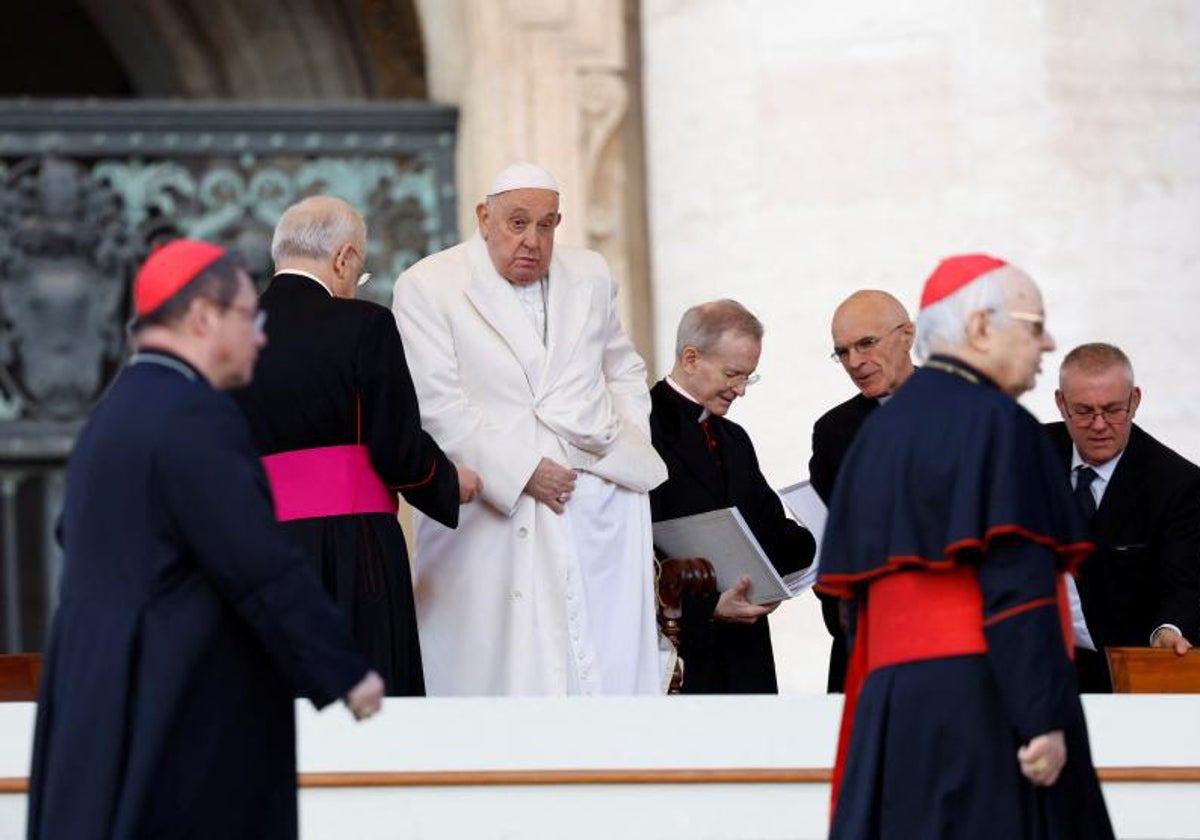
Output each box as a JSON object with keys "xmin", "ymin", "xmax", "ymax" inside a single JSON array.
[{"xmin": 0, "ymin": 158, "xmax": 136, "ymax": 421}]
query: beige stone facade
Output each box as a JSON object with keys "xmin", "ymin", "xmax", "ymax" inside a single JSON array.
[{"xmin": 416, "ymin": 0, "xmax": 655, "ymax": 361}]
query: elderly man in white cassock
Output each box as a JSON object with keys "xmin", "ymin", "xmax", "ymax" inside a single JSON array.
[{"xmin": 392, "ymin": 163, "xmax": 669, "ymax": 695}]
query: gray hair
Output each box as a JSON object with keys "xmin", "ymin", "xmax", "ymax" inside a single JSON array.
[
  {"xmin": 1060, "ymin": 342, "xmax": 1135, "ymax": 386},
  {"xmin": 675, "ymin": 299, "xmax": 764, "ymax": 358},
  {"xmin": 913, "ymin": 268, "xmax": 1011, "ymax": 361},
  {"xmin": 271, "ymin": 196, "xmax": 364, "ymax": 264}
]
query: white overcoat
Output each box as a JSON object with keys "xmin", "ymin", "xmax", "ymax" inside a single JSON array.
[{"xmin": 393, "ymin": 232, "xmax": 668, "ymax": 695}]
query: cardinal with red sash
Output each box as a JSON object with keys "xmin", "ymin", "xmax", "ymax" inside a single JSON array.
[{"xmin": 816, "ymin": 255, "xmax": 1114, "ymax": 839}]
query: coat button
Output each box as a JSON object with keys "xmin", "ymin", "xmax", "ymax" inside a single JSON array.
[{"xmin": 518, "ymin": 526, "xmax": 528, "ymax": 538}]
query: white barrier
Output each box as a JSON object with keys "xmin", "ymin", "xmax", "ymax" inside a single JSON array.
[{"xmin": 1, "ymin": 695, "xmax": 1197, "ymax": 839}]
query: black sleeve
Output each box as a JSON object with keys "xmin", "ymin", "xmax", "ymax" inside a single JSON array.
[
  {"xmin": 159, "ymin": 398, "xmax": 370, "ymax": 707},
  {"xmin": 810, "ymin": 414, "xmax": 853, "ymax": 641},
  {"xmin": 738, "ymin": 431, "xmax": 815, "ymax": 576},
  {"xmin": 809, "ymin": 415, "xmax": 838, "ymax": 505},
  {"xmin": 976, "ymin": 535, "xmax": 1076, "ymax": 741},
  {"xmin": 358, "ymin": 309, "xmax": 460, "ymax": 528},
  {"xmin": 1155, "ymin": 473, "xmax": 1200, "ymax": 641}
]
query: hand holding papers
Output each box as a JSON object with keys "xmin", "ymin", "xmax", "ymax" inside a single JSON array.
[{"xmin": 652, "ymin": 508, "xmax": 807, "ymax": 605}]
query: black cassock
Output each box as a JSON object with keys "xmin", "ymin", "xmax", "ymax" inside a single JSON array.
[
  {"xmin": 27, "ymin": 351, "xmax": 369, "ymax": 840},
  {"xmin": 233, "ymin": 273, "xmax": 459, "ymax": 696},
  {"xmin": 648, "ymin": 380, "xmax": 815, "ymax": 693},
  {"xmin": 808, "ymin": 391, "xmax": 879, "ymax": 693}
]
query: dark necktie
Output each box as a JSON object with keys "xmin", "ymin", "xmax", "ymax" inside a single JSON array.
[
  {"xmin": 1074, "ymin": 466, "xmax": 1098, "ymax": 520},
  {"xmin": 699, "ymin": 418, "xmax": 718, "ymax": 453}
]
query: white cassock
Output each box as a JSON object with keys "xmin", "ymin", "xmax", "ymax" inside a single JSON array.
[{"xmin": 393, "ymin": 231, "xmax": 669, "ymax": 695}]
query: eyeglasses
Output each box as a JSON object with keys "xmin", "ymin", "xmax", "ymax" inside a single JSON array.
[
  {"xmin": 1003, "ymin": 310, "xmax": 1045, "ymax": 338},
  {"xmin": 830, "ymin": 323, "xmax": 906, "ymax": 364},
  {"xmin": 1064, "ymin": 394, "xmax": 1134, "ymax": 427},
  {"xmin": 723, "ymin": 371, "xmax": 761, "ymax": 388},
  {"xmin": 697, "ymin": 352, "xmax": 760, "ymax": 388},
  {"xmin": 226, "ymin": 303, "xmax": 267, "ymax": 333}
]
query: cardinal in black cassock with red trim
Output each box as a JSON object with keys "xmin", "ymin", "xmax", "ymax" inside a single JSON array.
[
  {"xmin": 27, "ymin": 240, "xmax": 381, "ymax": 840},
  {"xmin": 233, "ymin": 196, "xmax": 474, "ymax": 697},
  {"xmin": 817, "ymin": 255, "xmax": 1114, "ymax": 839}
]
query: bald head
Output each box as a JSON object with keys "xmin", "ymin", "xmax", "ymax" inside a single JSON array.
[
  {"xmin": 830, "ymin": 290, "xmax": 914, "ymax": 399},
  {"xmin": 272, "ymin": 196, "xmax": 367, "ymax": 298}
]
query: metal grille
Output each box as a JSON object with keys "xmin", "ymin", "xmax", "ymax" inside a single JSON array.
[{"xmin": 0, "ymin": 101, "xmax": 458, "ymax": 652}]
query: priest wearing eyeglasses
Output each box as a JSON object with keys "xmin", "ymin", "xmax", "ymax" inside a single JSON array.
[
  {"xmin": 1047, "ymin": 342, "xmax": 1200, "ymax": 692},
  {"xmin": 808, "ymin": 290, "xmax": 915, "ymax": 691},
  {"xmin": 649, "ymin": 299, "xmax": 815, "ymax": 693}
]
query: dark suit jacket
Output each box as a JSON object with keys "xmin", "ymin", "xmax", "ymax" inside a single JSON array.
[
  {"xmin": 808, "ymin": 392, "xmax": 878, "ymax": 692},
  {"xmin": 1047, "ymin": 422, "xmax": 1200, "ymax": 690},
  {"xmin": 649, "ymin": 380, "xmax": 815, "ymax": 693}
]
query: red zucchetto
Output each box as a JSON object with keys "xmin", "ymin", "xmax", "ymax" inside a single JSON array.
[
  {"xmin": 919, "ymin": 254, "xmax": 1009, "ymax": 310},
  {"xmin": 133, "ymin": 239, "xmax": 227, "ymax": 317}
]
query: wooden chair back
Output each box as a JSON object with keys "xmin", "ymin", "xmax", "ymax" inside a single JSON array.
[
  {"xmin": 1105, "ymin": 647, "xmax": 1200, "ymax": 693},
  {"xmin": 655, "ymin": 557, "xmax": 718, "ymax": 693},
  {"xmin": 0, "ymin": 654, "xmax": 42, "ymax": 701}
]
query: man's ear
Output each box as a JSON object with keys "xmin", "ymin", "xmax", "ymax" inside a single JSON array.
[
  {"xmin": 475, "ymin": 202, "xmax": 490, "ymax": 239},
  {"xmin": 185, "ymin": 296, "xmax": 215, "ymax": 337},
  {"xmin": 333, "ymin": 242, "xmax": 354, "ymax": 276},
  {"xmin": 963, "ymin": 309, "xmax": 990, "ymax": 350},
  {"xmin": 1054, "ymin": 388, "xmax": 1068, "ymax": 419},
  {"xmin": 1129, "ymin": 385, "xmax": 1142, "ymax": 416},
  {"xmin": 679, "ymin": 346, "xmax": 700, "ymax": 372}
]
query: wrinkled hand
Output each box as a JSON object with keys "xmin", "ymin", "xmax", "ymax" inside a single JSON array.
[
  {"xmin": 713, "ymin": 576, "xmax": 778, "ymax": 624},
  {"xmin": 456, "ymin": 464, "xmax": 483, "ymax": 504},
  {"xmin": 344, "ymin": 670, "xmax": 385, "ymax": 721},
  {"xmin": 523, "ymin": 458, "xmax": 578, "ymax": 515},
  {"xmin": 1018, "ymin": 730, "xmax": 1066, "ymax": 787},
  {"xmin": 1151, "ymin": 627, "xmax": 1193, "ymax": 655}
]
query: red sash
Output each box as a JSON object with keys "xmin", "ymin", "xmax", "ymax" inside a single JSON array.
[
  {"xmin": 261, "ymin": 444, "xmax": 397, "ymax": 521},
  {"xmin": 829, "ymin": 566, "xmax": 1073, "ymax": 817}
]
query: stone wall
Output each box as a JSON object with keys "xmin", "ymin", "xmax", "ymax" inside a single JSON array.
[{"xmin": 416, "ymin": 0, "xmax": 654, "ymax": 358}]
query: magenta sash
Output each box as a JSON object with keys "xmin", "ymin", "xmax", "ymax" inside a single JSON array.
[{"xmin": 261, "ymin": 444, "xmax": 397, "ymax": 522}]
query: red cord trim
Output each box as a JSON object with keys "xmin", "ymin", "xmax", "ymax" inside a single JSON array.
[
  {"xmin": 982, "ymin": 596, "xmax": 1059, "ymax": 628},
  {"xmin": 390, "ymin": 458, "xmax": 437, "ymax": 491},
  {"xmin": 815, "ymin": 524, "xmax": 1093, "ymax": 600}
]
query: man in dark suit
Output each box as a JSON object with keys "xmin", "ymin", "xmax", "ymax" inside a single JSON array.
[
  {"xmin": 1048, "ymin": 342, "xmax": 1199, "ymax": 692},
  {"xmin": 649, "ymin": 299, "xmax": 815, "ymax": 693},
  {"xmin": 808, "ymin": 290, "xmax": 915, "ymax": 691},
  {"xmin": 233, "ymin": 196, "xmax": 481, "ymax": 696}
]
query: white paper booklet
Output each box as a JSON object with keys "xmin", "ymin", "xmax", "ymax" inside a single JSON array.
[
  {"xmin": 777, "ymin": 480, "xmax": 827, "ymax": 591},
  {"xmin": 652, "ymin": 507, "xmax": 806, "ymax": 604}
]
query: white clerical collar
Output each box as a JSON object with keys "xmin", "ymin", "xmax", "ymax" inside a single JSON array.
[
  {"xmin": 276, "ymin": 269, "xmax": 333, "ymax": 296},
  {"xmin": 664, "ymin": 375, "xmax": 711, "ymax": 422},
  {"xmin": 1071, "ymin": 446, "xmax": 1123, "ymax": 485}
]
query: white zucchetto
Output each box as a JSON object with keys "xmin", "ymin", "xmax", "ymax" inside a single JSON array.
[{"xmin": 486, "ymin": 163, "xmax": 559, "ymax": 197}]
